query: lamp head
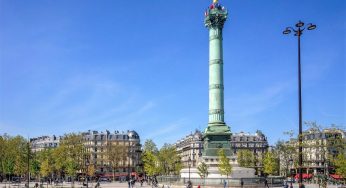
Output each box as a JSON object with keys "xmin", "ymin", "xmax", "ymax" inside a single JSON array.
[
  {"xmin": 296, "ymin": 21, "xmax": 304, "ymax": 28},
  {"xmin": 283, "ymin": 28, "xmax": 291, "ymax": 35},
  {"xmin": 307, "ymin": 23, "xmax": 317, "ymax": 30}
]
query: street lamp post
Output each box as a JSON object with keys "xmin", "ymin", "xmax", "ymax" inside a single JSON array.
[
  {"xmin": 188, "ymin": 157, "xmax": 191, "ymax": 182},
  {"xmin": 289, "ymin": 159, "xmax": 294, "ymax": 188},
  {"xmin": 283, "ymin": 20, "xmax": 316, "ymax": 188},
  {"xmin": 27, "ymin": 141, "xmax": 30, "ymax": 188},
  {"xmin": 128, "ymin": 143, "xmax": 135, "ymax": 188},
  {"xmin": 128, "ymin": 145, "xmax": 132, "ymax": 185},
  {"xmin": 85, "ymin": 158, "xmax": 89, "ymax": 188}
]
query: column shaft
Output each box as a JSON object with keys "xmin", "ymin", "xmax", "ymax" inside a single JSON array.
[{"xmin": 208, "ymin": 27, "xmax": 224, "ymax": 124}]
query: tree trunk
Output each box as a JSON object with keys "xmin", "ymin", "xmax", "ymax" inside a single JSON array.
[{"xmin": 113, "ymin": 167, "xmax": 115, "ymax": 182}]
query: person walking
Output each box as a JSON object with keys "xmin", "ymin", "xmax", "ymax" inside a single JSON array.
[{"xmin": 264, "ymin": 179, "xmax": 269, "ymax": 188}]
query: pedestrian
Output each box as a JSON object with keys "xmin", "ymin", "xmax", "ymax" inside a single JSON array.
[
  {"xmin": 284, "ymin": 181, "xmax": 288, "ymax": 188},
  {"xmin": 186, "ymin": 181, "xmax": 192, "ymax": 188},
  {"xmin": 240, "ymin": 179, "xmax": 244, "ymax": 188},
  {"xmin": 94, "ymin": 180, "xmax": 100, "ymax": 188},
  {"xmin": 223, "ymin": 180, "xmax": 227, "ymax": 188},
  {"xmin": 264, "ymin": 179, "xmax": 269, "ymax": 188}
]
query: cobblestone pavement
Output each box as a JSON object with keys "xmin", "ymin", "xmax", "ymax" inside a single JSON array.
[
  {"xmin": 1, "ymin": 182, "xmax": 344, "ymax": 188},
  {"xmin": 0, "ymin": 182, "xmax": 152, "ymax": 188}
]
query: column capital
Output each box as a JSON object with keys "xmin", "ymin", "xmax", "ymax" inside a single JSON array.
[{"xmin": 204, "ymin": 3, "xmax": 227, "ymax": 29}]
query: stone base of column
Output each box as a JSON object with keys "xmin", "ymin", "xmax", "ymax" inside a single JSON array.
[
  {"xmin": 205, "ymin": 122, "xmax": 231, "ymax": 133},
  {"xmin": 202, "ymin": 130, "xmax": 232, "ymax": 157}
]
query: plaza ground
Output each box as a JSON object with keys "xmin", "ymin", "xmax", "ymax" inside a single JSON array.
[{"xmin": 0, "ymin": 181, "xmax": 344, "ymax": 188}]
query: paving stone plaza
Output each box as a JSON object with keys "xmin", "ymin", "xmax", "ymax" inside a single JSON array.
[{"xmin": 0, "ymin": 182, "xmax": 344, "ymax": 188}]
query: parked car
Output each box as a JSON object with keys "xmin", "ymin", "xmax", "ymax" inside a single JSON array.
[
  {"xmin": 11, "ymin": 177, "xmax": 21, "ymax": 183},
  {"xmin": 98, "ymin": 177, "xmax": 111, "ymax": 183}
]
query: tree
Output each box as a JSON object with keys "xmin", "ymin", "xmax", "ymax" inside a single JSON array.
[
  {"xmin": 303, "ymin": 122, "xmax": 346, "ymax": 183},
  {"xmin": 11, "ymin": 136, "xmax": 28, "ymax": 176},
  {"xmin": 142, "ymin": 151, "xmax": 159, "ymax": 177},
  {"xmin": 143, "ymin": 139, "xmax": 158, "ymax": 153},
  {"xmin": 0, "ymin": 135, "xmax": 6, "ymax": 178},
  {"xmin": 1, "ymin": 134, "xmax": 16, "ymax": 179},
  {"xmin": 87, "ymin": 165, "xmax": 96, "ymax": 178},
  {"xmin": 65, "ymin": 158, "xmax": 78, "ymax": 179},
  {"xmin": 197, "ymin": 162, "xmax": 209, "ymax": 187},
  {"xmin": 0, "ymin": 135, "xmax": 29, "ymax": 178},
  {"xmin": 30, "ymin": 155, "xmax": 41, "ymax": 179},
  {"xmin": 334, "ymin": 153, "xmax": 346, "ymax": 182},
  {"xmin": 52, "ymin": 145, "xmax": 66, "ymax": 178},
  {"xmin": 59, "ymin": 133, "xmax": 85, "ymax": 184},
  {"xmin": 38, "ymin": 149, "xmax": 54, "ymax": 178},
  {"xmin": 157, "ymin": 144, "xmax": 182, "ymax": 175},
  {"xmin": 275, "ymin": 140, "xmax": 297, "ymax": 177},
  {"xmin": 106, "ymin": 143, "xmax": 126, "ymax": 181},
  {"xmin": 218, "ymin": 149, "xmax": 232, "ymax": 178},
  {"xmin": 263, "ymin": 151, "xmax": 279, "ymax": 176},
  {"xmin": 237, "ymin": 149, "xmax": 254, "ymax": 168}
]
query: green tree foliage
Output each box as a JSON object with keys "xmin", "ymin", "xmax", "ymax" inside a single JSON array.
[
  {"xmin": 142, "ymin": 151, "xmax": 159, "ymax": 177},
  {"xmin": 218, "ymin": 149, "xmax": 232, "ymax": 177},
  {"xmin": 37, "ymin": 149, "xmax": 54, "ymax": 177},
  {"xmin": 275, "ymin": 140, "xmax": 297, "ymax": 177},
  {"xmin": 59, "ymin": 133, "xmax": 85, "ymax": 181},
  {"xmin": 142, "ymin": 141, "xmax": 183, "ymax": 177},
  {"xmin": 197, "ymin": 162, "xmax": 209, "ymax": 188},
  {"xmin": 0, "ymin": 136, "xmax": 5, "ymax": 177},
  {"xmin": 0, "ymin": 133, "xmax": 88, "ymax": 180},
  {"xmin": 0, "ymin": 134, "xmax": 29, "ymax": 178},
  {"xmin": 303, "ymin": 122, "xmax": 346, "ymax": 176},
  {"xmin": 52, "ymin": 145, "xmax": 66, "ymax": 177},
  {"xmin": 334, "ymin": 153, "xmax": 346, "ymax": 179},
  {"xmin": 263, "ymin": 151, "xmax": 279, "ymax": 176},
  {"xmin": 106, "ymin": 143, "xmax": 126, "ymax": 181},
  {"xmin": 157, "ymin": 144, "xmax": 182, "ymax": 175},
  {"xmin": 237, "ymin": 149, "xmax": 254, "ymax": 168},
  {"xmin": 143, "ymin": 139, "xmax": 158, "ymax": 153},
  {"xmin": 30, "ymin": 156, "xmax": 41, "ymax": 179},
  {"xmin": 87, "ymin": 165, "xmax": 96, "ymax": 177},
  {"xmin": 197, "ymin": 162, "xmax": 209, "ymax": 179}
]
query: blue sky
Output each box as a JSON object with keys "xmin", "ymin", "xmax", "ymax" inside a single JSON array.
[{"xmin": 0, "ymin": 0, "xmax": 345, "ymax": 148}]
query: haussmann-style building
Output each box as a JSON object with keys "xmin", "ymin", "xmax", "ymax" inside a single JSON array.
[
  {"xmin": 175, "ymin": 130, "xmax": 269, "ymax": 173},
  {"xmin": 82, "ymin": 130, "xmax": 142, "ymax": 179},
  {"xmin": 30, "ymin": 135, "xmax": 60, "ymax": 152}
]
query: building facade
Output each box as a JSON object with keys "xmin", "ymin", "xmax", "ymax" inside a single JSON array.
[
  {"xmin": 230, "ymin": 131, "xmax": 269, "ymax": 156},
  {"xmin": 285, "ymin": 128, "xmax": 346, "ymax": 177},
  {"xmin": 175, "ymin": 130, "xmax": 269, "ymax": 170},
  {"xmin": 82, "ymin": 130, "xmax": 142, "ymax": 177},
  {"xmin": 174, "ymin": 130, "xmax": 203, "ymax": 168},
  {"xmin": 30, "ymin": 135, "xmax": 60, "ymax": 152}
]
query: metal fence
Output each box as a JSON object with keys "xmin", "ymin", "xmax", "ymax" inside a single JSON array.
[{"xmin": 156, "ymin": 176, "xmax": 285, "ymax": 187}]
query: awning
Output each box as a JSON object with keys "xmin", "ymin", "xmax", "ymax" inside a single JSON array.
[
  {"xmin": 100, "ymin": 172, "xmax": 137, "ymax": 177},
  {"xmin": 100, "ymin": 173, "xmax": 128, "ymax": 177},
  {"xmin": 330, "ymin": 174, "xmax": 343, "ymax": 180},
  {"xmin": 295, "ymin": 174, "xmax": 313, "ymax": 179}
]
